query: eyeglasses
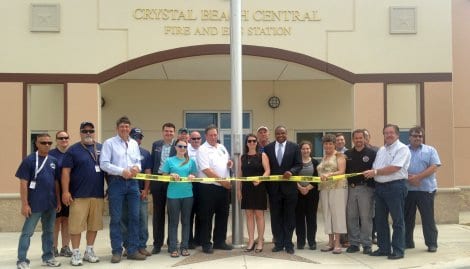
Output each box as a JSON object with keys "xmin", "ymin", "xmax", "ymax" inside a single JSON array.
[
  {"xmin": 39, "ymin": 141, "xmax": 53, "ymax": 145},
  {"xmin": 81, "ymin": 130, "xmax": 95, "ymax": 134},
  {"xmin": 57, "ymin": 137, "xmax": 69, "ymax": 140},
  {"xmin": 411, "ymin": 134, "xmax": 423, "ymax": 138},
  {"xmin": 191, "ymin": 137, "xmax": 201, "ymax": 141},
  {"xmin": 176, "ymin": 145, "xmax": 188, "ymax": 149},
  {"xmin": 247, "ymin": 139, "xmax": 257, "ymax": 143}
]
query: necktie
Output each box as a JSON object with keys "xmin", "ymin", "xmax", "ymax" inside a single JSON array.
[{"xmin": 277, "ymin": 143, "xmax": 283, "ymax": 166}]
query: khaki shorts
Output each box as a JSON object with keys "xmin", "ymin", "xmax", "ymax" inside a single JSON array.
[{"xmin": 68, "ymin": 198, "xmax": 104, "ymax": 234}]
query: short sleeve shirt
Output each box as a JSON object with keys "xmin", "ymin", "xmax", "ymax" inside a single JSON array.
[
  {"xmin": 15, "ymin": 153, "xmax": 59, "ymax": 212},
  {"xmin": 197, "ymin": 142, "xmax": 230, "ymax": 186},
  {"xmin": 62, "ymin": 142, "xmax": 105, "ymax": 198},
  {"xmin": 373, "ymin": 140, "xmax": 411, "ymax": 183},
  {"xmin": 407, "ymin": 144, "xmax": 441, "ymax": 192},
  {"xmin": 138, "ymin": 146, "xmax": 152, "ymax": 190},
  {"xmin": 345, "ymin": 147, "xmax": 377, "ymax": 187},
  {"xmin": 162, "ymin": 156, "xmax": 197, "ymax": 199}
]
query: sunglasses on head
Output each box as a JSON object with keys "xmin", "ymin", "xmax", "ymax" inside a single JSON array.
[
  {"xmin": 57, "ymin": 136, "xmax": 69, "ymax": 140},
  {"xmin": 81, "ymin": 130, "xmax": 95, "ymax": 134},
  {"xmin": 176, "ymin": 145, "xmax": 187, "ymax": 149},
  {"xmin": 39, "ymin": 141, "xmax": 53, "ymax": 145}
]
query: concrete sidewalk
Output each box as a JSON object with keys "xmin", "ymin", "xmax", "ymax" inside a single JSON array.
[{"xmin": 1, "ymin": 212, "xmax": 470, "ymax": 269}]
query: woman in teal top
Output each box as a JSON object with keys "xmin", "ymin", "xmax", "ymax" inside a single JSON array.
[{"xmin": 162, "ymin": 139, "xmax": 197, "ymax": 258}]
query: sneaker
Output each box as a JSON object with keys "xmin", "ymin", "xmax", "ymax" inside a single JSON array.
[
  {"xmin": 83, "ymin": 249, "xmax": 100, "ymax": 263},
  {"xmin": 53, "ymin": 247, "xmax": 59, "ymax": 257},
  {"xmin": 60, "ymin": 246, "xmax": 73, "ymax": 257},
  {"xmin": 17, "ymin": 261, "xmax": 30, "ymax": 269},
  {"xmin": 70, "ymin": 252, "xmax": 83, "ymax": 266},
  {"xmin": 42, "ymin": 258, "xmax": 61, "ymax": 267}
]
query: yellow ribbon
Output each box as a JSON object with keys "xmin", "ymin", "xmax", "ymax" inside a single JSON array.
[{"xmin": 133, "ymin": 172, "xmax": 364, "ymax": 183}]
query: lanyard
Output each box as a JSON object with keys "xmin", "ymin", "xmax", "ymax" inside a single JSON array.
[
  {"xmin": 81, "ymin": 142, "xmax": 98, "ymax": 164},
  {"xmin": 34, "ymin": 151, "xmax": 48, "ymax": 180}
]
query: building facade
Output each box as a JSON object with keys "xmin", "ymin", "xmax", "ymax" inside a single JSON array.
[{"xmin": 0, "ymin": 0, "xmax": 469, "ymax": 231}]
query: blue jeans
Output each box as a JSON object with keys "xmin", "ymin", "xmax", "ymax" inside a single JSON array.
[
  {"xmin": 121, "ymin": 196, "xmax": 149, "ymax": 249},
  {"xmin": 167, "ymin": 197, "xmax": 194, "ymax": 252},
  {"xmin": 108, "ymin": 177, "xmax": 140, "ymax": 255},
  {"xmin": 374, "ymin": 179, "xmax": 407, "ymax": 256},
  {"xmin": 17, "ymin": 208, "xmax": 56, "ymax": 264}
]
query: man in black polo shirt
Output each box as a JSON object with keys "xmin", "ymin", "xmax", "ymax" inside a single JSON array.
[{"xmin": 344, "ymin": 129, "xmax": 376, "ymax": 254}]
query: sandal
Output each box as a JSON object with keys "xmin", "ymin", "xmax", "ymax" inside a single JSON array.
[
  {"xmin": 321, "ymin": 245, "xmax": 334, "ymax": 252},
  {"xmin": 332, "ymin": 247, "xmax": 342, "ymax": 254},
  {"xmin": 170, "ymin": 250, "xmax": 180, "ymax": 258},
  {"xmin": 180, "ymin": 248, "xmax": 190, "ymax": 257}
]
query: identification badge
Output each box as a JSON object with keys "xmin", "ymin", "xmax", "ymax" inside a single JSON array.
[
  {"xmin": 95, "ymin": 165, "xmax": 101, "ymax": 172},
  {"xmin": 29, "ymin": 181, "xmax": 36, "ymax": 189}
]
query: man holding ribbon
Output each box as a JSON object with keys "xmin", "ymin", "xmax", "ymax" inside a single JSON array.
[
  {"xmin": 100, "ymin": 116, "xmax": 146, "ymax": 263},
  {"xmin": 196, "ymin": 124, "xmax": 233, "ymax": 254},
  {"xmin": 345, "ymin": 129, "xmax": 376, "ymax": 254},
  {"xmin": 264, "ymin": 125, "xmax": 302, "ymax": 254}
]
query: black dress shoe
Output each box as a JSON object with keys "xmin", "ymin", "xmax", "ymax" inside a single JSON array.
[
  {"xmin": 213, "ymin": 243, "xmax": 233, "ymax": 250},
  {"xmin": 309, "ymin": 243, "xmax": 317, "ymax": 250},
  {"xmin": 202, "ymin": 246, "xmax": 214, "ymax": 254},
  {"xmin": 405, "ymin": 242, "xmax": 415, "ymax": 249},
  {"xmin": 272, "ymin": 246, "xmax": 284, "ymax": 252},
  {"xmin": 369, "ymin": 250, "xmax": 390, "ymax": 257},
  {"xmin": 151, "ymin": 247, "xmax": 161, "ymax": 254},
  {"xmin": 286, "ymin": 247, "xmax": 295, "ymax": 254},
  {"xmin": 362, "ymin": 246, "xmax": 372, "ymax": 255},
  {"xmin": 188, "ymin": 242, "xmax": 196, "ymax": 250},
  {"xmin": 428, "ymin": 246, "xmax": 437, "ymax": 253},
  {"xmin": 346, "ymin": 245, "xmax": 360, "ymax": 253},
  {"xmin": 244, "ymin": 244, "xmax": 255, "ymax": 252},
  {"xmin": 387, "ymin": 253, "xmax": 404, "ymax": 260},
  {"xmin": 297, "ymin": 244, "xmax": 305, "ymax": 250}
]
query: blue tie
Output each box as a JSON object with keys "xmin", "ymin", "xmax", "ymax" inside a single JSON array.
[{"xmin": 277, "ymin": 143, "xmax": 283, "ymax": 166}]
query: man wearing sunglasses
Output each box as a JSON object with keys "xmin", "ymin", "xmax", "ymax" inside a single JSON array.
[
  {"xmin": 187, "ymin": 131, "xmax": 202, "ymax": 248},
  {"xmin": 15, "ymin": 133, "xmax": 61, "ymax": 269},
  {"xmin": 62, "ymin": 122, "xmax": 105, "ymax": 266},
  {"xmin": 405, "ymin": 126, "xmax": 441, "ymax": 253}
]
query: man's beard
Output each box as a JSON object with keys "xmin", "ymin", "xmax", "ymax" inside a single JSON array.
[{"xmin": 83, "ymin": 136, "xmax": 94, "ymax": 145}]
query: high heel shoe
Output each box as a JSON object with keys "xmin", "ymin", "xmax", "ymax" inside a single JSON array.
[
  {"xmin": 244, "ymin": 243, "xmax": 255, "ymax": 252},
  {"xmin": 255, "ymin": 241, "xmax": 263, "ymax": 253}
]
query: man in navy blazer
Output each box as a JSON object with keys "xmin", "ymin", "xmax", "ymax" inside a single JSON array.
[
  {"xmin": 150, "ymin": 123, "xmax": 177, "ymax": 254},
  {"xmin": 264, "ymin": 126, "xmax": 302, "ymax": 254}
]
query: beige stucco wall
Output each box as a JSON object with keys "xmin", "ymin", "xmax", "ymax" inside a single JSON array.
[
  {"xmin": 0, "ymin": 0, "xmax": 452, "ymax": 74},
  {"xmin": 67, "ymin": 83, "xmax": 101, "ymax": 143},
  {"xmin": 100, "ymin": 79, "xmax": 353, "ymax": 149},
  {"xmin": 452, "ymin": 0, "xmax": 470, "ymax": 187},
  {"xmin": 386, "ymin": 84, "xmax": 420, "ymax": 128},
  {"xmin": 353, "ymin": 83, "xmax": 384, "ymax": 147},
  {"xmin": 424, "ymin": 82, "xmax": 453, "ymax": 188},
  {"xmin": 0, "ymin": 83, "xmax": 23, "ymax": 193}
]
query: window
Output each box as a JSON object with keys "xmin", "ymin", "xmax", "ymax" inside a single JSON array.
[
  {"xmin": 185, "ymin": 111, "xmax": 252, "ymax": 155},
  {"xmin": 296, "ymin": 131, "xmax": 352, "ymax": 158}
]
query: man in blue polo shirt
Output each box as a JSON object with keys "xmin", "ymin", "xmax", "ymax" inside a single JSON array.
[
  {"xmin": 15, "ymin": 133, "xmax": 61, "ymax": 269},
  {"xmin": 405, "ymin": 126, "xmax": 441, "ymax": 253},
  {"xmin": 62, "ymin": 122, "xmax": 105, "ymax": 266}
]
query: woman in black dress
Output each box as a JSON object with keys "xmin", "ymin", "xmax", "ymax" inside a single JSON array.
[{"xmin": 237, "ymin": 134, "xmax": 270, "ymax": 253}]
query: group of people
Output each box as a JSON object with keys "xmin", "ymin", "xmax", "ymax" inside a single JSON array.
[{"xmin": 15, "ymin": 118, "xmax": 441, "ymax": 268}]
